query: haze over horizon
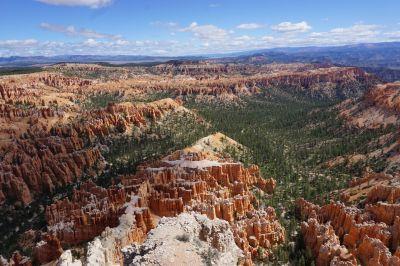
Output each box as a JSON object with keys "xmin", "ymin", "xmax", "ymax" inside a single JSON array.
[{"xmin": 1, "ymin": 0, "xmax": 400, "ymax": 57}]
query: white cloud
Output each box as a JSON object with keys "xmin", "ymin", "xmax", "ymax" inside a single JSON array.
[
  {"xmin": 209, "ymin": 3, "xmax": 220, "ymax": 8},
  {"xmin": 271, "ymin": 21, "xmax": 311, "ymax": 33},
  {"xmin": 0, "ymin": 39, "xmax": 38, "ymax": 47},
  {"xmin": 235, "ymin": 35, "xmax": 253, "ymax": 41},
  {"xmin": 261, "ymin": 36, "xmax": 275, "ymax": 42},
  {"xmin": 308, "ymin": 24, "xmax": 381, "ymax": 44},
  {"xmin": 0, "ymin": 38, "xmax": 190, "ymax": 57},
  {"xmin": 83, "ymin": 38, "xmax": 98, "ymax": 46},
  {"xmin": 329, "ymin": 24, "xmax": 379, "ymax": 37},
  {"xmin": 115, "ymin": 39, "xmax": 129, "ymax": 45},
  {"xmin": 236, "ymin": 23, "xmax": 264, "ymax": 30},
  {"xmin": 385, "ymin": 31, "xmax": 400, "ymax": 39},
  {"xmin": 40, "ymin": 22, "xmax": 122, "ymax": 40},
  {"xmin": 180, "ymin": 22, "xmax": 229, "ymax": 41},
  {"xmin": 1, "ymin": 23, "xmax": 399, "ymax": 57},
  {"xmin": 36, "ymin": 0, "xmax": 113, "ymax": 8}
]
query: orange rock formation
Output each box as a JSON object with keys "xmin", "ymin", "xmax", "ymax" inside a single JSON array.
[
  {"xmin": 297, "ymin": 194, "xmax": 400, "ymax": 265},
  {"xmin": 38, "ymin": 133, "xmax": 283, "ymax": 264},
  {"xmin": 0, "ymin": 95, "xmax": 182, "ymax": 206}
]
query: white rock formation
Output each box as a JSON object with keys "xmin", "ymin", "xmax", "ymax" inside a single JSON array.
[
  {"xmin": 122, "ymin": 212, "xmax": 244, "ymax": 266},
  {"xmin": 56, "ymin": 250, "xmax": 82, "ymax": 266}
]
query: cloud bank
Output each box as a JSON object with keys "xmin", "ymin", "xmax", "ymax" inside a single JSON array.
[{"xmin": 1, "ymin": 21, "xmax": 400, "ymax": 57}]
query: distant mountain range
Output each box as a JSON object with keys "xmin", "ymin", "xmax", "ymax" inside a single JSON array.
[
  {"xmin": 1, "ymin": 42, "xmax": 400, "ymax": 82},
  {"xmin": 225, "ymin": 42, "xmax": 400, "ymax": 82},
  {"xmin": 222, "ymin": 42, "xmax": 400, "ymax": 68},
  {"xmin": 0, "ymin": 55, "xmax": 205, "ymax": 67}
]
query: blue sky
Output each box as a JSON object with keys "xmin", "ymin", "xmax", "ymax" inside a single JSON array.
[{"xmin": 1, "ymin": 0, "xmax": 400, "ymax": 56}]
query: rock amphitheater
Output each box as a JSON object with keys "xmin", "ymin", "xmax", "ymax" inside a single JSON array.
[{"xmin": 0, "ymin": 62, "xmax": 398, "ymax": 265}]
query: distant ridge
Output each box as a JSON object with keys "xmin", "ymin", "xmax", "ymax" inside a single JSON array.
[
  {"xmin": 2, "ymin": 42, "xmax": 400, "ymax": 82},
  {"xmin": 0, "ymin": 54, "xmax": 205, "ymax": 67}
]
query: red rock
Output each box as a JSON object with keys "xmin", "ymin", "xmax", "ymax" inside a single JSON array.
[
  {"xmin": 1, "ymin": 251, "xmax": 32, "ymax": 266},
  {"xmin": 0, "ymin": 97, "xmax": 182, "ymax": 206},
  {"xmin": 297, "ymin": 197, "xmax": 400, "ymax": 265},
  {"xmin": 45, "ymin": 180, "xmax": 128, "ymax": 245},
  {"xmin": 33, "ymin": 234, "xmax": 63, "ymax": 264},
  {"xmin": 117, "ymin": 142, "xmax": 284, "ymax": 263}
]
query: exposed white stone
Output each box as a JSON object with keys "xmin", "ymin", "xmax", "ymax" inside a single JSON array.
[{"xmin": 122, "ymin": 212, "xmax": 243, "ymax": 266}]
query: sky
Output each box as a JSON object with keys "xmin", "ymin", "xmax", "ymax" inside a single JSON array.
[{"xmin": 1, "ymin": 0, "xmax": 400, "ymax": 56}]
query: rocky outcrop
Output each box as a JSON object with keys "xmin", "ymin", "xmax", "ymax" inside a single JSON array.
[
  {"xmin": 33, "ymin": 234, "xmax": 63, "ymax": 265},
  {"xmin": 54, "ymin": 250, "xmax": 82, "ymax": 266},
  {"xmin": 0, "ymin": 252, "xmax": 32, "ymax": 266},
  {"xmin": 82, "ymin": 205, "xmax": 154, "ymax": 265},
  {"xmin": 297, "ymin": 195, "xmax": 400, "ymax": 265},
  {"xmin": 340, "ymin": 82, "xmax": 400, "ymax": 129},
  {"xmin": 116, "ymin": 134, "xmax": 284, "ymax": 263},
  {"xmin": 0, "ymin": 72, "xmax": 91, "ymax": 104},
  {"xmin": 45, "ymin": 180, "xmax": 156, "ymax": 265},
  {"xmin": 301, "ymin": 218, "xmax": 357, "ymax": 266},
  {"xmin": 38, "ymin": 73, "xmax": 92, "ymax": 88},
  {"xmin": 231, "ymin": 207, "xmax": 285, "ymax": 260},
  {"xmin": 0, "ymin": 135, "xmax": 103, "ymax": 205},
  {"xmin": 356, "ymin": 236, "xmax": 400, "ymax": 265},
  {"xmin": 0, "ymin": 98, "xmax": 182, "ymax": 206},
  {"xmin": 367, "ymin": 184, "xmax": 400, "ymax": 204},
  {"xmin": 122, "ymin": 212, "xmax": 244, "ymax": 266},
  {"xmin": 36, "ymin": 133, "xmax": 283, "ymax": 265},
  {"xmin": 45, "ymin": 180, "xmax": 128, "ymax": 245}
]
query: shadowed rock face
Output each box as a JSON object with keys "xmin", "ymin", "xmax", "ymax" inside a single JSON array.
[
  {"xmin": 296, "ymin": 173, "xmax": 400, "ymax": 266},
  {"xmin": 33, "ymin": 234, "xmax": 63, "ymax": 265}
]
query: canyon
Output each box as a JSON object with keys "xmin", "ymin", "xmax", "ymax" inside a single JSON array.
[{"xmin": 0, "ymin": 60, "xmax": 399, "ymax": 265}]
